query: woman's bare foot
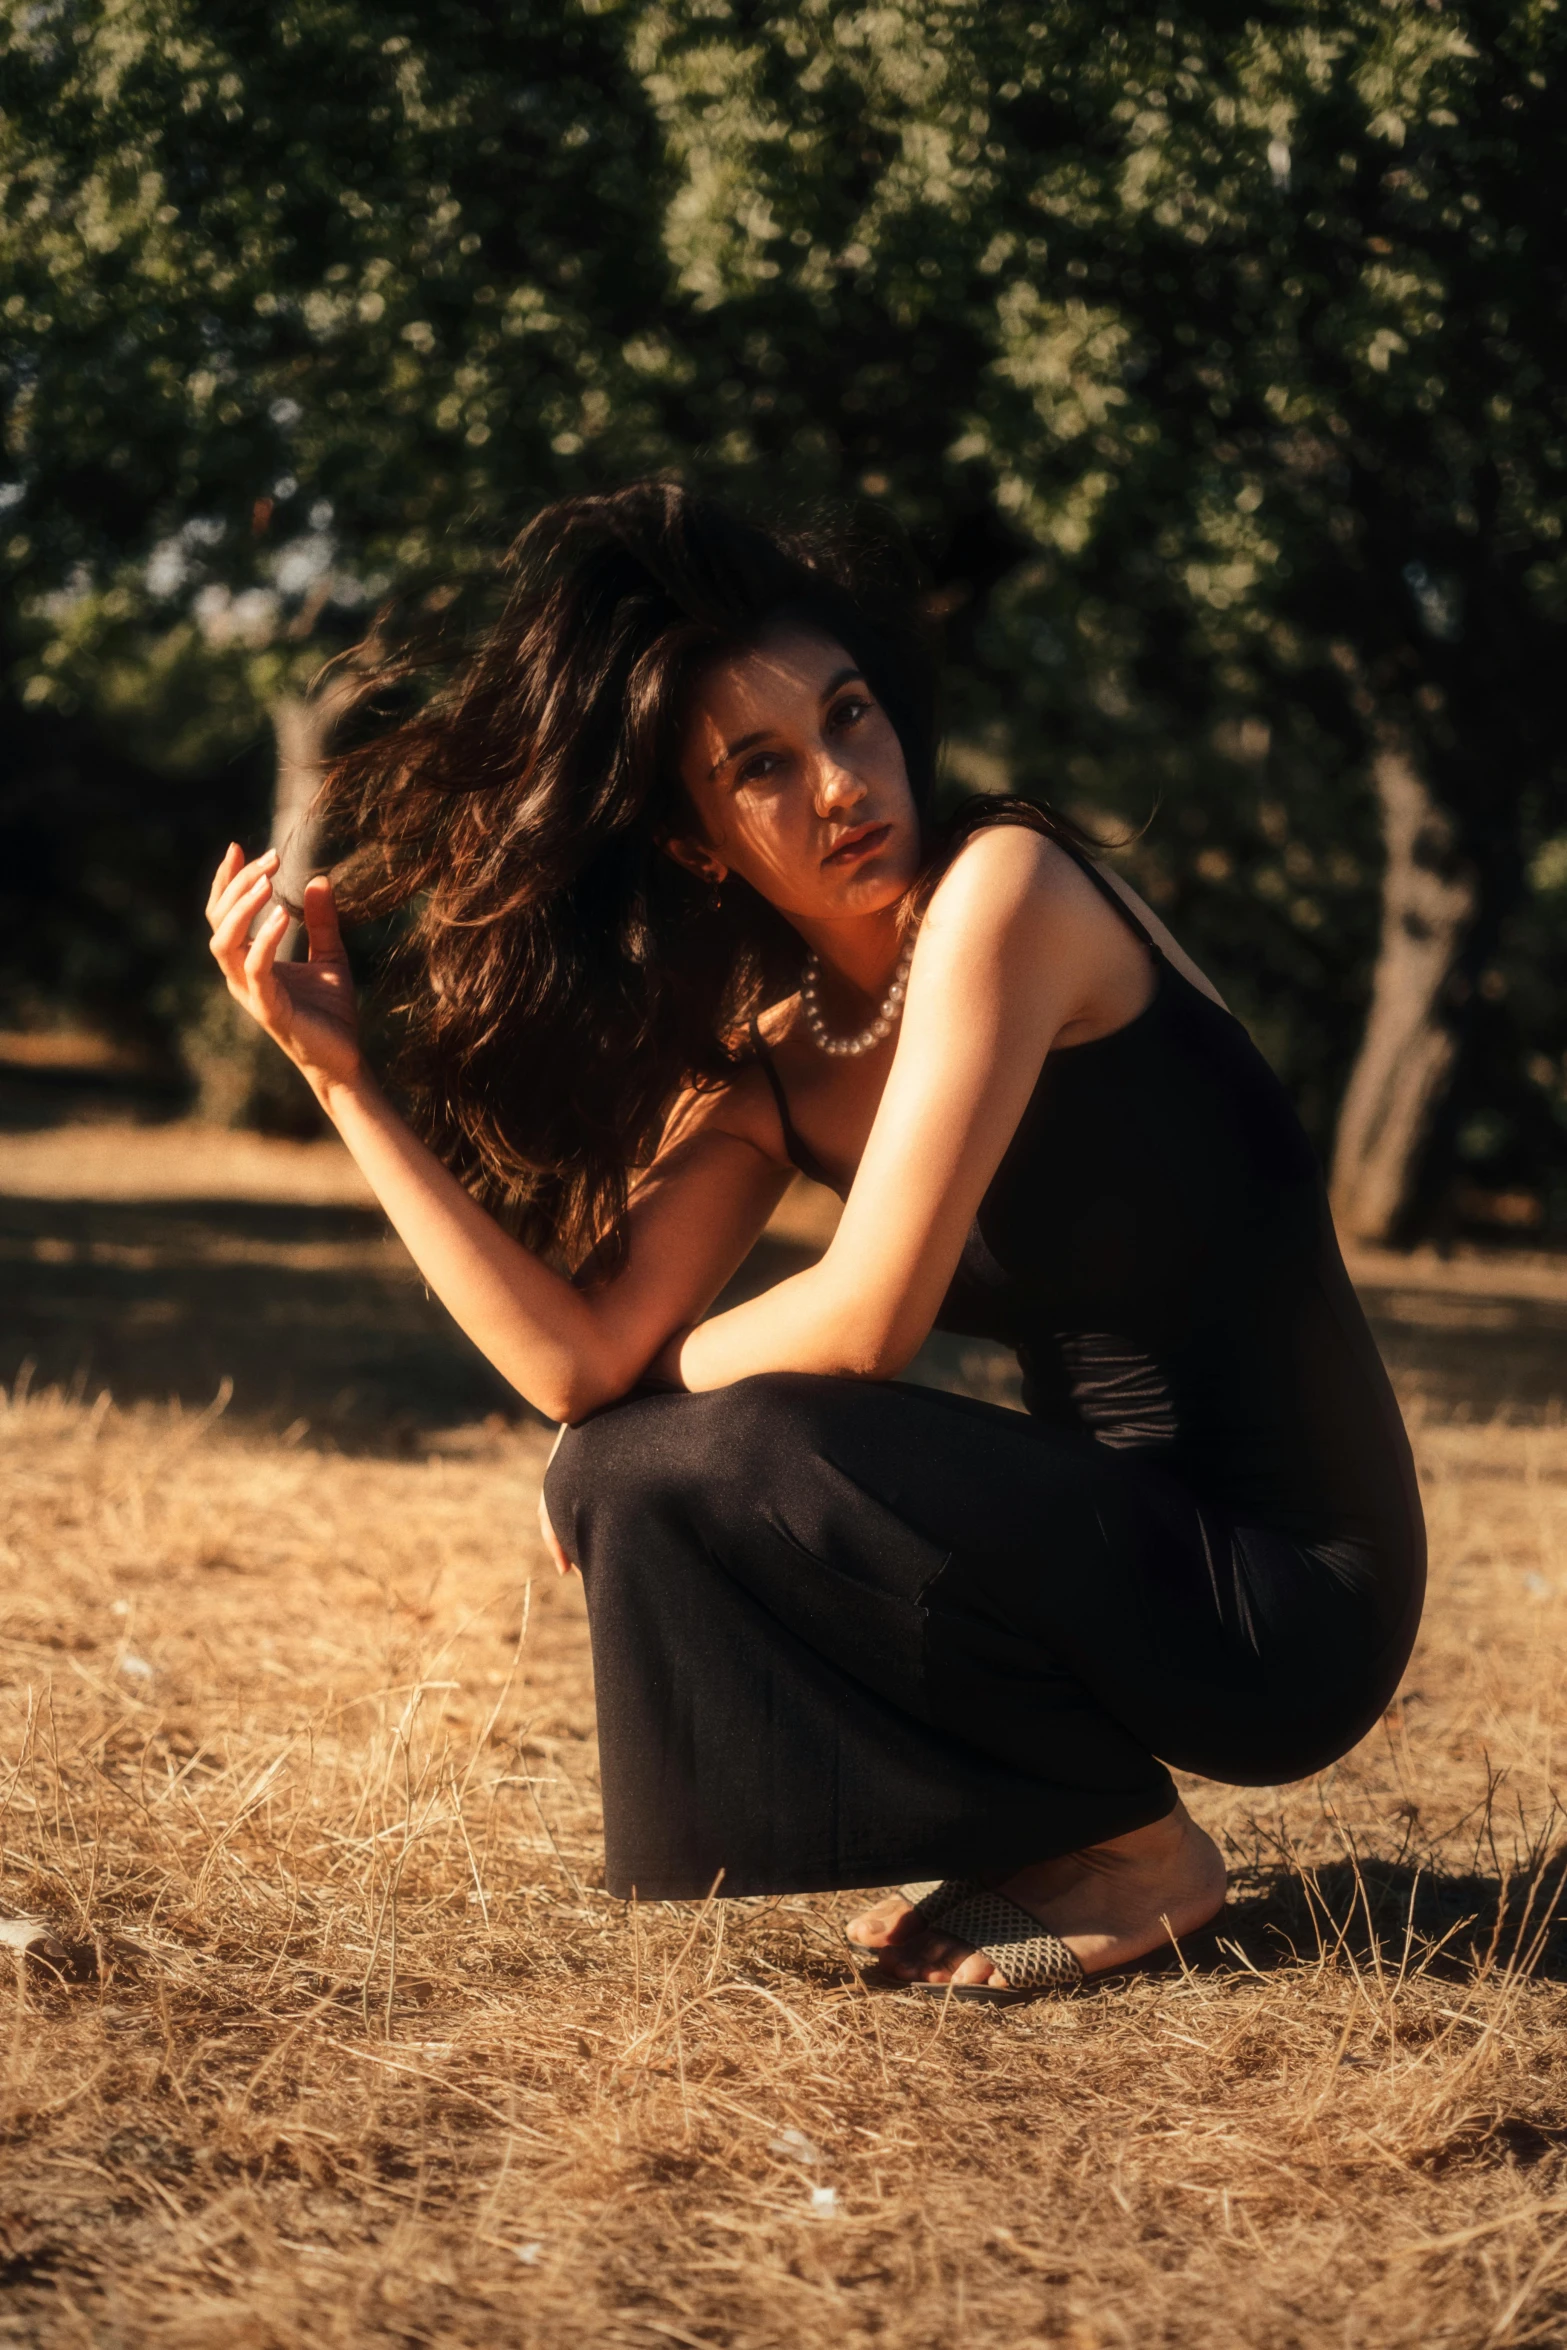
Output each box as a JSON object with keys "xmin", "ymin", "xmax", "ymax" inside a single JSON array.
[{"xmin": 844, "ymin": 1802, "xmax": 1226, "ymax": 1988}]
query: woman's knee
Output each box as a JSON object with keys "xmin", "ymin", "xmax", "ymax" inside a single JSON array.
[
  {"xmin": 673, "ymin": 1374, "xmax": 859, "ymax": 1508},
  {"xmin": 544, "ymin": 1375, "xmax": 842, "ymax": 1546},
  {"xmin": 543, "ymin": 1386, "xmax": 729, "ymax": 1545},
  {"xmin": 543, "ymin": 1402, "xmax": 640, "ymax": 1544}
]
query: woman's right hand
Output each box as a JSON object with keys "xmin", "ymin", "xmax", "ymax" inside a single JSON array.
[{"xmin": 206, "ymin": 843, "xmax": 363, "ymax": 1094}]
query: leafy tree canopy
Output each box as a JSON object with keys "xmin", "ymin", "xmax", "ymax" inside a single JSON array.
[{"xmin": 3, "ymin": 0, "xmax": 1564, "ymax": 1221}]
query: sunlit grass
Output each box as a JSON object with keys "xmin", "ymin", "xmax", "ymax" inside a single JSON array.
[{"xmin": 4, "ymin": 1375, "xmax": 1567, "ymax": 2346}]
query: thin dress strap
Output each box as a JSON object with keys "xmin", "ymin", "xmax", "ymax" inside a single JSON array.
[
  {"xmin": 1049, "ymin": 835, "xmax": 1163, "ymax": 957},
  {"xmin": 748, "ymin": 1014, "xmax": 839, "ymax": 1194},
  {"xmin": 745, "ymin": 838, "xmax": 1156, "ymax": 1196}
]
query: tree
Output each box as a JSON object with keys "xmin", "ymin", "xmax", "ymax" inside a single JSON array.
[
  {"xmin": 632, "ymin": 0, "xmax": 1567, "ymax": 1233},
  {"xmin": 5, "ymin": 0, "xmax": 1565, "ymax": 1230},
  {"xmin": 1, "ymin": 0, "xmax": 681, "ymax": 1049}
]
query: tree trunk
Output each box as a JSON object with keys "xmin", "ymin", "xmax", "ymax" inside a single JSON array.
[
  {"xmin": 1329, "ymin": 732, "xmax": 1477, "ymax": 1246},
  {"xmin": 268, "ymin": 661, "xmax": 361, "ymax": 957}
]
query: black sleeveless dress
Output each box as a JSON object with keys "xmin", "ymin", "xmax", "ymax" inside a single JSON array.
[{"xmin": 547, "ymin": 856, "xmax": 1425, "ymax": 1902}]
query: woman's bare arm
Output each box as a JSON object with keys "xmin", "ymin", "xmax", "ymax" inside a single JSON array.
[
  {"xmin": 206, "ymin": 830, "xmax": 1153, "ymax": 1423},
  {"xmin": 319, "ymin": 1069, "xmax": 788, "ymax": 1421},
  {"xmin": 665, "ymin": 828, "xmax": 1134, "ymax": 1392},
  {"xmin": 205, "ymin": 846, "xmax": 790, "ymax": 1423}
]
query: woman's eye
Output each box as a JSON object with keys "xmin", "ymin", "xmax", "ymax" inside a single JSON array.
[
  {"xmin": 737, "ymin": 751, "xmax": 782, "ymax": 784},
  {"xmin": 829, "ymin": 697, "xmax": 870, "ymax": 730}
]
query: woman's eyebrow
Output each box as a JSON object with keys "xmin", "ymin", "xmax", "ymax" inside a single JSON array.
[
  {"xmin": 711, "ymin": 669, "xmax": 869, "ymax": 779},
  {"xmin": 711, "ymin": 726, "xmax": 770, "ymax": 779}
]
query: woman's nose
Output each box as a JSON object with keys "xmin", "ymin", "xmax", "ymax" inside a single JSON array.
[{"xmin": 813, "ymin": 755, "xmax": 865, "ymax": 817}]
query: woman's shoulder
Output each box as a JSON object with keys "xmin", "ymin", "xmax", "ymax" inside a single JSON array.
[
  {"xmin": 912, "ymin": 818, "xmax": 1171, "ymax": 1045},
  {"xmin": 930, "ymin": 815, "xmax": 1229, "ymax": 1013},
  {"xmin": 924, "ymin": 817, "xmax": 1109, "ymax": 940}
]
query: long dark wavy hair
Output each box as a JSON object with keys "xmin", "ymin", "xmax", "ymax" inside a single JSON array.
[{"xmin": 318, "ymin": 482, "xmax": 1085, "ymax": 1270}]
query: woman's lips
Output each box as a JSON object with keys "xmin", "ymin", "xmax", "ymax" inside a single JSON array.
[{"xmin": 822, "ymin": 822, "xmax": 892, "ymax": 866}]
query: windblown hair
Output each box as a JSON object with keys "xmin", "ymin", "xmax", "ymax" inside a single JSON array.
[
  {"xmin": 319, "ymin": 482, "xmax": 1100, "ymax": 1271},
  {"xmin": 317, "ymin": 483, "xmax": 944, "ymax": 1270}
]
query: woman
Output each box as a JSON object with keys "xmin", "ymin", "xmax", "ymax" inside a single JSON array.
[{"xmin": 205, "ymin": 484, "xmax": 1424, "ymax": 2000}]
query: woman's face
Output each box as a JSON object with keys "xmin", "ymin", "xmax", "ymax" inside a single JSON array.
[{"xmin": 671, "ymin": 623, "xmax": 921, "ymax": 925}]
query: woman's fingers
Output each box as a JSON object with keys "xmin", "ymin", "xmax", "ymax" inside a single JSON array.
[
  {"xmin": 208, "ymin": 846, "xmax": 279, "ymax": 936},
  {"xmin": 208, "ymin": 871, "xmax": 279, "ymax": 974},
  {"xmin": 208, "ymin": 877, "xmax": 269, "ymax": 951},
  {"xmin": 241, "ymin": 900, "xmax": 291, "ymax": 1011},
  {"xmin": 302, "ymin": 874, "xmax": 345, "ymax": 962},
  {"xmin": 207, "ymin": 841, "xmax": 263, "ymax": 913},
  {"xmin": 537, "ymin": 1487, "xmax": 576, "ymax": 1577},
  {"xmin": 211, "ymin": 850, "xmax": 278, "ymax": 934},
  {"xmin": 204, "ymin": 841, "xmax": 245, "ymax": 925}
]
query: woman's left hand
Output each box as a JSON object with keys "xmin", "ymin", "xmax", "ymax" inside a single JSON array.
[
  {"xmin": 537, "ymin": 1487, "xmax": 575, "ymax": 1577},
  {"xmin": 539, "ymin": 1424, "xmax": 576, "ymax": 1576}
]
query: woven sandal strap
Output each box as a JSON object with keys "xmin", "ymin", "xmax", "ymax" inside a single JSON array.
[
  {"xmin": 897, "ymin": 1879, "xmax": 985, "ymax": 1930},
  {"xmin": 926, "ymin": 1886, "xmax": 1084, "ymax": 1992}
]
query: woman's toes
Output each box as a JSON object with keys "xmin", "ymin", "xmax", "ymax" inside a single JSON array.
[
  {"xmin": 845, "ymin": 1895, "xmax": 913, "ymax": 1948},
  {"xmin": 876, "ymin": 1929, "xmax": 943, "ymax": 1979},
  {"xmin": 950, "ymin": 1947, "xmax": 999, "ymax": 1987},
  {"xmin": 876, "ymin": 1929, "xmax": 996, "ymax": 1986}
]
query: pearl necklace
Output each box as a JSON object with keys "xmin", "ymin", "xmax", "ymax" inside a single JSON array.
[{"xmin": 800, "ymin": 932, "xmax": 916, "ymax": 1059}]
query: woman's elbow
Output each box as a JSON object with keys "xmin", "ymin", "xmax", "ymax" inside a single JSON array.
[
  {"xmin": 826, "ymin": 1313, "xmax": 927, "ymax": 1385},
  {"xmin": 510, "ymin": 1346, "xmax": 638, "ymax": 1429},
  {"xmin": 805, "ymin": 1260, "xmax": 934, "ymax": 1384},
  {"xmin": 519, "ymin": 1381, "xmax": 606, "ymax": 1428}
]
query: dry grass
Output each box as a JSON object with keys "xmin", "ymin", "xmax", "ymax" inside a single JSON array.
[{"xmin": 2, "ymin": 1370, "xmax": 1567, "ymax": 2350}]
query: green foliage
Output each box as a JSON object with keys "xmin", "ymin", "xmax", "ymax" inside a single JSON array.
[
  {"xmin": 1, "ymin": 0, "xmax": 674, "ymax": 589},
  {"xmin": 631, "ymin": 0, "xmax": 1566, "ymax": 1147},
  {"xmin": 1, "ymin": 0, "xmax": 681, "ymax": 1040},
  {"xmin": 3, "ymin": 0, "xmax": 1564, "ymax": 1192}
]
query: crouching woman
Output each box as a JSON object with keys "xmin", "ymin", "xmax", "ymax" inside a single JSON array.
[{"xmin": 204, "ymin": 485, "xmax": 1423, "ymax": 1999}]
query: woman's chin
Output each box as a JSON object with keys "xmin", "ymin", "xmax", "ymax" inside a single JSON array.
[
  {"xmin": 759, "ymin": 852, "xmax": 918, "ymax": 926},
  {"xmin": 854, "ymin": 867, "xmax": 920, "ymax": 914},
  {"xmin": 829, "ymin": 848, "xmax": 921, "ymax": 909}
]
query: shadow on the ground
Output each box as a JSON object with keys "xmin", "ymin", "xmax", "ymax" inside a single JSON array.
[
  {"xmin": 1163, "ymin": 1849, "xmax": 1567, "ymax": 1987},
  {"xmin": 0, "ymin": 1190, "xmax": 823, "ymax": 1451},
  {"xmin": 1360, "ymin": 1290, "xmax": 1567, "ymax": 1425},
  {"xmin": 0, "ymin": 1058, "xmax": 188, "ymax": 1133},
  {"xmin": 2, "ymin": 1065, "xmax": 1563, "ymax": 1442},
  {"xmin": 0, "ymin": 1191, "xmax": 505, "ymax": 1447}
]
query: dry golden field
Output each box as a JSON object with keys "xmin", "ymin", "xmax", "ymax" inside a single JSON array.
[{"xmin": 4, "ymin": 1117, "xmax": 1567, "ymax": 2349}]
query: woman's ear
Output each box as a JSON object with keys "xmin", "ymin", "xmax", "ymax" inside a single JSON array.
[{"xmin": 659, "ymin": 832, "xmax": 729, "ymax": 887}]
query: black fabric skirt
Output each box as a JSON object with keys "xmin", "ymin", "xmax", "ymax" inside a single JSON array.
[{"xmin": 544, "ymin": 1373, "xmax": 1422, "ymax": 1901}]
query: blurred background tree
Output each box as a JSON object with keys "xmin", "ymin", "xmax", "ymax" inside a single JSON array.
[
  {"xmin": 3, "ymin": 0, "xmax": 1563, "ymax": 1237},
  {"xmin": 0, "ymin": 0, "xmax": 679, "ymax": 1118}
]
